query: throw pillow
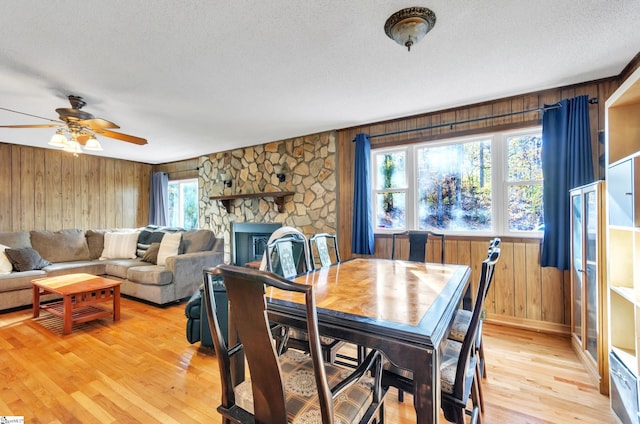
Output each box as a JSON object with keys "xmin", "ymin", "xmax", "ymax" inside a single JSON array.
[
  {"xmin": 142, "ymin": 242, "xmax": 161, "ymax": 264},
  {"xmin": 0, "ymin": 243, "xmax": 13, "ymax": 274},
  {"xmin": 157, "ymin": 232, "xmax": 182, "ymax": 266},
  {"xmin": 4, "ymin": 247, "xmax": 52, "ymax": 272},
  {"xmin": 100, "ymin": 232, "xmax": 140, "ymax": 260}
]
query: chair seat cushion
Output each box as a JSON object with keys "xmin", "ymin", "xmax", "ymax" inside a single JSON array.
[
  {"xmin": 440, "ymin": 339, "xmax": 477, "ymax": 396},
  {"xmin": 234, "ymin": 349, "xmax": 374, "ymax": 423},
  {"xmin": 383, "ymin": 338, "xmax": 476, "ymax": 395},
  {"xmin": 449, "ymin": 309, "xmax": 472, "ymax": 342}
]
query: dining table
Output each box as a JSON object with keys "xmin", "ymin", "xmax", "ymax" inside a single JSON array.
[{"xmin": 265, "ymin": 257, "xmax": 472, "ymax": 424}]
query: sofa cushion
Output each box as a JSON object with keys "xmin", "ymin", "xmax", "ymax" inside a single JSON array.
[
  {"xmin": 182, "ymin": 230, "xmax": 216, "ymax": 254},
  {"xmin": 86, "ymin": 230, "xmax": 108, "ymax": 260},
  {"xmin": 104, "ymin": 259, "xmax": 147, "ymax": 279},
  {"xmin": 43, "ymin": 261, "xmax": 107, "ymax": 277},
  {"xmin": 5, "ymin": 247, "xmax": 51, "ymax": 272},
  {"xmin": 142, "ymin": 242, "xmax": 161, "ymax": 264},
  {"xmin": 101, "ymin": 232, "xmax": 140, "ymax": 260},
  {"xmin": 0, "ymin": 244, "xmax": 12, "ymax": 274},
  {"xmin": 0, "ymin": 231, "xmax": 31, "ymax": 249},
  {"xmin": 0, "ymin": 270, "xmax": 47, "ymax": 293},
  {"xmin": 127, "ymin": 265, "xmax": 173, "ymax": 286},
  {"xmin": 30, "ymin": 229, "xmax": 91, "ymax": 263},
  {"xmin": 157, "ymin": 232, "xmax": 182, "ymax": 266}
]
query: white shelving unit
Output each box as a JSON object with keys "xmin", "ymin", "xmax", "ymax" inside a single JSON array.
[{"xmin": 606, "ymin": 65, "xmax": 640, "ymax": 424}]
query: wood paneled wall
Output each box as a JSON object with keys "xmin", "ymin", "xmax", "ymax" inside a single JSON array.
[
  {"xmin": 336, "ymin": 78, "xmax": 621, "ymax": 334},
  {"xmin": 0, "ymin": 143, "xmax": 152, "ymax": 232}
]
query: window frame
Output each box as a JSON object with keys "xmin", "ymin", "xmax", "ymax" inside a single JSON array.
[{"xmin": 370, "ymin": 126, "xmax": 543, "ymax": 238}]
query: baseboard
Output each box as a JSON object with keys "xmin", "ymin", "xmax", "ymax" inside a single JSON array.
[{"xmin": 486, "ymin": 313, "xmax": 570, "ymax": 336}]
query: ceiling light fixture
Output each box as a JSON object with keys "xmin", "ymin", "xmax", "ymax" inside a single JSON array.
[
  {"xmin": 384, "ymin": 6, "xmax": 436, "ymax": 52},
  {"xmin": 47, "ymin": 128, "xmax": 103, "ymax": 156},
  {"xmin": 49, "ymin": 130, "xmax": 68, "ymax": 148},
  {"xmin": 83, "ymin": 136, "xmax": 103, "ymax": 151}
]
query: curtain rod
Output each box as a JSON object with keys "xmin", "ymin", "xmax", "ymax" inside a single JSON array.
[
  {"xmin": 353, "ymin": 97, "xmax": 598, "ymax": 141},
  {"xmin": 167, "ymin": 167, "xmax": 200, "ymax": 174}
]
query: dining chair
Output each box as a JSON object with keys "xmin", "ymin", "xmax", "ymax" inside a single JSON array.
[
  {"xmin": 390, "ymin": 229, "xmax": 445, "ymax": 401},
  {"xmin": 449, "ymin": 238, "xmax": 502, "ymax": 379},
  {"xmin": 391, "ymin": 230, "xmax": 445, "ymax": 264},
  {"xmin": 382, "ymin": 247, "xmax": 500, "ymax": 423},
  {"xmin": 265, "ymin": 234, "xmax": 310, "ymax": 279},
  {"xmin": 203, "ymin": 264, "xmax": 387, "ymax": 424},
  {"xmin": 266, "ymin": 234, "xmax": 346, "ymax": 364},
  {"xmin": 447, "ymin": 240, "xmax": 501, "ymax": 415},
  {"xmin": 309, "ymin": 233, "xmax": 366, "ymax": 366},
  {"xmin": 309, "ymin": 233, "xmax": 341, "ymax": 269}
]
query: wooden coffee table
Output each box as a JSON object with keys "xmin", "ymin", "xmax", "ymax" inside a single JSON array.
[{"xmin": 32, "ymin": 273, "xmax": 121, "ymax": 334}]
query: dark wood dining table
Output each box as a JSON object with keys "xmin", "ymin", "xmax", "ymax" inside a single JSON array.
[{"xmin": 265, "ymin": 257, "xmax": 472, "ymax": 424}]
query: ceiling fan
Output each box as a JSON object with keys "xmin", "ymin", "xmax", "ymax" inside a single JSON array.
[{"xmin": 0, "ymin": 95, "xmax": 147, "ymax": 154}]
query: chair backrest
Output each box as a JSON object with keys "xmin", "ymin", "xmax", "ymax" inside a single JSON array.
[
  {"xmin": 451, "ymin": 247, "xmax": 501, "ymax": 400},
  {"xmin": 391, "ymin": 230, "xmax": 445, "ymax": 264},
  {"xmin": 483, "ymin": 237, "xmax": 501, "ymax": 298},
  {"xmin": 202, "ymin": 268, "xmax": 243, "ymax": 414},
  {"xmin": 309, "ymin": 233, "xmax": 340, "ymax": 269},
  {"xmin": 211, "ymin": 264, "xmax": 333, "ymax": 423},
  {"xmin": 266, "ymin": 235, "xmax": 310, "ymax": 279}
]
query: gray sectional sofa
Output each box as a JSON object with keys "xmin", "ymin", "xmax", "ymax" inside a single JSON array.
[{"xmin": 0, "ymin": 227, "xmax": 224, "ymax": 311}]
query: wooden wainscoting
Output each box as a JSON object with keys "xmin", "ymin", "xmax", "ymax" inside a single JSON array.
[
  {"xmin": 0, "ymin": 142, "xmax": 152, "ymax": 232},
  {"xmin": 367, "ymin": 235, "xmax": 570, "ymax": 334}
]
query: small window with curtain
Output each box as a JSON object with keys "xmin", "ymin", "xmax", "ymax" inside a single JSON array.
[{"xmin": 168, "ymin": 178, "xmax": 198, "ymax": 229}]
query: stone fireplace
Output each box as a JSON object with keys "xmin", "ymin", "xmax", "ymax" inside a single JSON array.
[{"xmin": 231, "ymin": 222, "xmax": 282, "ymax": 267}]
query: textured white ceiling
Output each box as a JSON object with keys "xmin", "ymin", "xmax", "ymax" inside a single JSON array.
[{"xmin": 1, "ymin": 1, "xmax": 639, "ymax": 164}]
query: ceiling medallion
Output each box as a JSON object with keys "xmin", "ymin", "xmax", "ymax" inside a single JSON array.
[{"xmin": 384, "ymin": 7, "xmax": 436, "ymax": 52}]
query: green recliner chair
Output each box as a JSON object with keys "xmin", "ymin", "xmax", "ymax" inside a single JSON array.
[{"xmin": 185, "ymin": 276, "xmax": 228, "ymax": 348}]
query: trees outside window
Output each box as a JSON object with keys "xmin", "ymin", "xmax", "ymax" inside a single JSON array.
[
  {"xmin": 168, "ymin": 179, "xmax": 198, "ymax": 229},
  {"xmin": 374, "ymin": 151, "xmax": 407, "ymax": 229},
  {"xmin": 371, "ymin": 128, "xmax": 543, "ymax": 236}
]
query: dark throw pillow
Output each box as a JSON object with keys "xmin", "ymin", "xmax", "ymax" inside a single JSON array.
[
  {"xmin": 142, "ymin": 242, "xmax": 161, "ymax": 264},
  {"xmin": 4, "ymin": 247, "xmax": 52, "ymax": 272}
]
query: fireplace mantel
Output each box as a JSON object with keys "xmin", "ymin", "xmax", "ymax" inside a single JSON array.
[{"xmin": 210, "ymin": 191, "xmax": 295, "ymax": 213}]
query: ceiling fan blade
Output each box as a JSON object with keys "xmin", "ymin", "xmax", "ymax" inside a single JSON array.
[
  {"xmin": 96, "ymin": 128, "xmax": 147, "ymax": 145},
  {"xmin": 0, "ymin": 124, "xmax": 62, "ymax": 128},
  {"xmin": 78, "ymin": 118, "xmax": 120, "ymax": 130}
]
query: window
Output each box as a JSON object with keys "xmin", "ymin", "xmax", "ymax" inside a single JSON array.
[
  {"xmin": 372, "ymin": 127, "xmax": 543, "ymax": 236},
  {"xmin": 168, "ymin": 179, "xmax": 198, "ymax": 229}
]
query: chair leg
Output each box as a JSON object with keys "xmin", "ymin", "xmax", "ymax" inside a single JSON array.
[
  {"xmin": 475, "ymin": 361, "xmax": 485, "ymax": 413},
  {"xmin": 357, "ymin": 345, "xmax": 367, "ymax": 363},
  {"xmin": 478, "ymin": 340, "xmax": 486, "ymax": 379},
  {"xmin": 397, "ymin": 389, "xmax": 404, "ymax": 403},
  {"xmin": 471, "ymin": 365, "xmax": 484, "ymax": 424}
]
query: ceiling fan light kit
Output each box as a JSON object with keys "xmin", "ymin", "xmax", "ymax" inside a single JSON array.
[
  {"xmin": 83, "ymin": 136, "xmax": 103, "ymax": 151},
  {"xmin": 1, "ymin": 95, "xmax": 147, "ymax": 156},
  {"xmin": 385, "ymin": 6, "xmax": 436, "ymax": 51}
]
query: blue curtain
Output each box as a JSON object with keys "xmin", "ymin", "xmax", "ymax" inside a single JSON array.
[
  {"xmin": 541, "ymin": 95, "xmax": 594, "ymax": 269},
  {"xmin": 352, "ymin": 133, "xmax": 375, "ymax": 255},
  {"xmin": 149, "ymin": 172, "xmax": 168, "ymax": 226}
]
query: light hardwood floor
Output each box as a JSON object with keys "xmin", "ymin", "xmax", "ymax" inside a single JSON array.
[{"xmin": 0, "ymin": 297, "xmax": 616, "ymax": 423}]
